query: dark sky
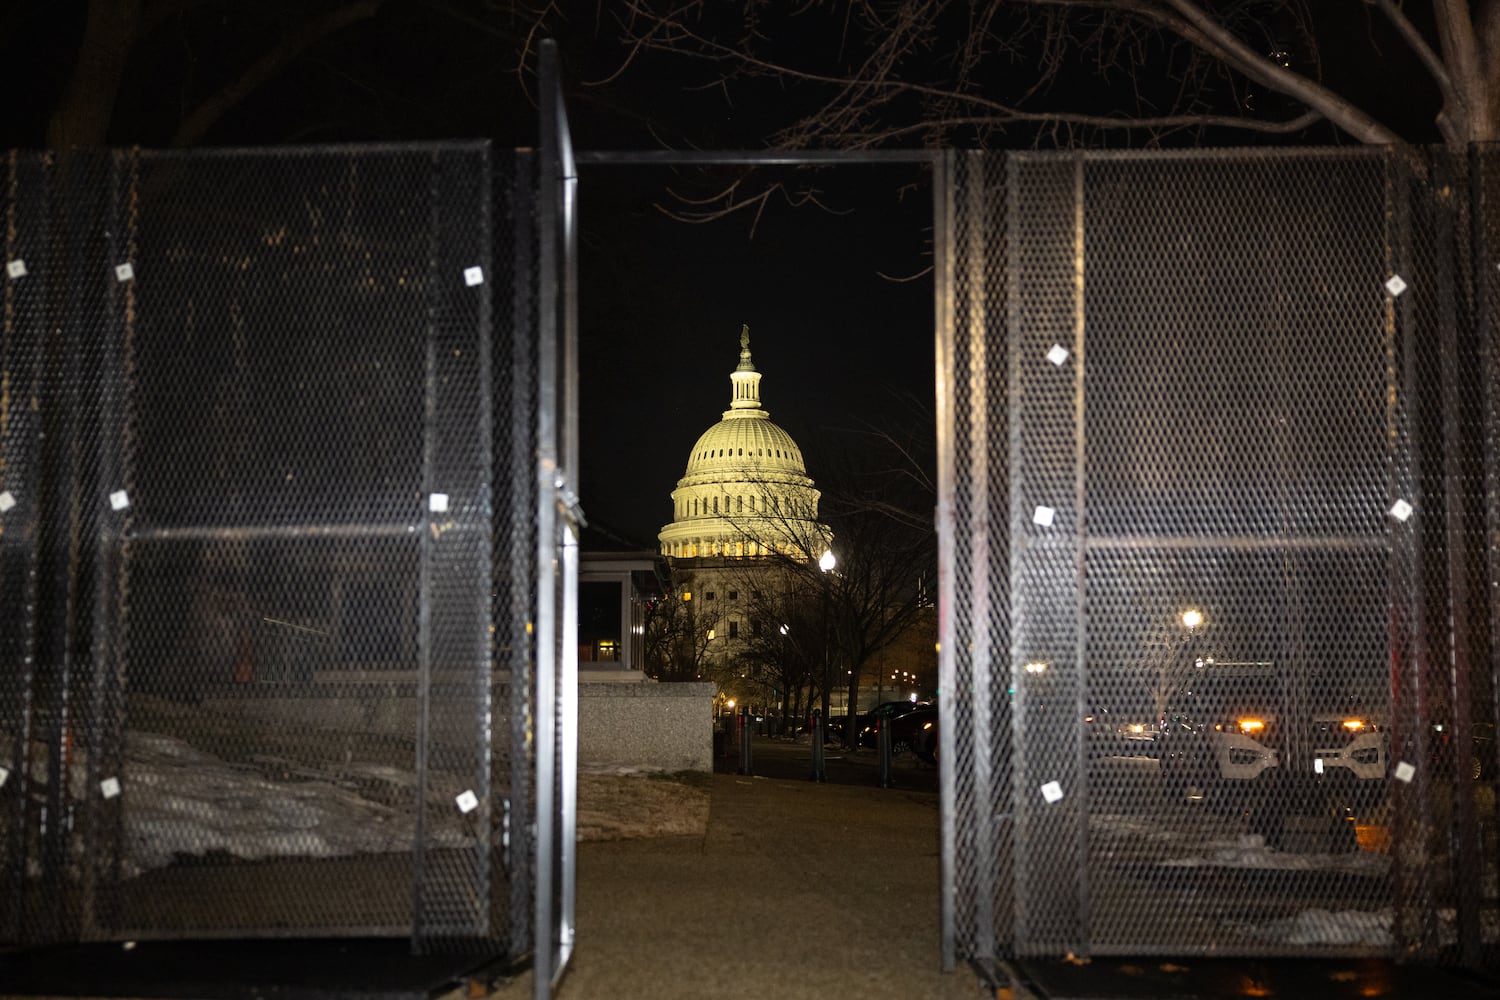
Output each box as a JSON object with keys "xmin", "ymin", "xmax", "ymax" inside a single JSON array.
[
  {"xmin": 577, "ymin": 163, "xmax": 934, "ymax": 548},
  {"xmin": 3, "ymin": 2, "xmax": 1444, "ymax": 550},
  {"xmin": 0, "ymin": 3, "xmax": 938, "ymax": 552}
]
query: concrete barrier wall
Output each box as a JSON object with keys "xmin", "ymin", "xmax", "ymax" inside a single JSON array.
[
  {"xmin": 577, "ymin": 681, "xmax": 715, "ymax": 773},
  {"xmin": 200, "ymin": 677, "xmax": 715, "ymax": 773}
]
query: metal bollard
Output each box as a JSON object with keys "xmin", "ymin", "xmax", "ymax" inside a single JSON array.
[
  {"xmin": 878, "ymin": 720, "xmax": 892, "ymax": 789},
  {"xmin": 738, "ymin": 707, "xmax": 753, "ymax": 775},
  {"xmin": 809, "ymin": 709, "xmax": 827, "ymax": 782}
]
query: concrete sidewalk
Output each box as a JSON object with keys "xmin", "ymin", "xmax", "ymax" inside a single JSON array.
[
  {"xmin": 501, "ymin": 772, "xmax": 986, "ymax": 999},
  {"xmin": 497, "ymin": 771, "xmax": 1500, "ymax": 1000}
]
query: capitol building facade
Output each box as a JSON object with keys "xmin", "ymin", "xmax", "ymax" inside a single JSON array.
[{"xmin": 657, "ymin": 327, "xmax": 831, "ymax": 684}]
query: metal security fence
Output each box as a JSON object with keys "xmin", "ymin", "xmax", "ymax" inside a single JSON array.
[
  {"xmin": 0, "ymin": 141, "xmax": 562, "ymax": 965},
  {"xmin": 937, "ymin": 147, "xmax": 1500, "ymax": 971}
]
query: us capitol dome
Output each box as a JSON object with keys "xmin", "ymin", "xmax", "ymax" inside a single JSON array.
[{"xmin": 659, "ymin": 326, "xmax": 828, "ymax": 562}]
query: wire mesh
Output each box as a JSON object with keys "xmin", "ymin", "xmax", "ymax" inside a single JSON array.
[
  {"xmin": 0, "ymin": 143, "xmax": 536, "ymax": 954},
  {"xmin": 941, "ymin": 147, "xmax": 1499, "ymax": 968}
]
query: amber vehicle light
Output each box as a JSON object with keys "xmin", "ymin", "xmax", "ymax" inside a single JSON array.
[{"xmin": 1238, "ymin": 719, "xmax": 1265, "ymax": 734}]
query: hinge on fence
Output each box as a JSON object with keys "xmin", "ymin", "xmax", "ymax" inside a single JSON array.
[{"xmin": 551, "ymin": 473, "xmax": 587, "ymax": 529}]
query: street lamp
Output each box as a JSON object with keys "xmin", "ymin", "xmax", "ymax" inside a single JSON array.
[
  {"xmin": 1181, "ymin": 608, "xmax": 1203, "ymax": 630},
  {"xmin": 817, "ymin": 548, "xmax": 836, "ymax": 731}
]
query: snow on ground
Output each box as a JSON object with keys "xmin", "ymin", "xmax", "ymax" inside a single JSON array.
[
  {"xmin": 1091, "ymin": 812, "xmax": 1392, "ymax": 878},
  {"xmin": 122, "ymin": 731, "xmax": 469, "ymax": 877},
  {"xmin": 1091, "ymin": 811, "xmax": 1398, "ymax": 948},
  {"xmin": 1155, "ymin": 831, "xmax": 1391, "ymax": 878},
  {"xmin": 91, "ymin": 732, "xmax": 710, "ymax": 876},
  {"xmin": 1228, "ymin": 907, "xmax": 1394, "ymax": 948}
]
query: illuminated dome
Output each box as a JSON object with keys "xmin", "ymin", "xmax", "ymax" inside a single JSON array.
[{"xmin": 659, "ymin": 327, "xmax": 827, "ymax": 560}]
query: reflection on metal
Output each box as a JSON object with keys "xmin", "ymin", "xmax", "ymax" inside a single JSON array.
[
  {"xmin": 536, "ymin": 38, "xmax": 582, "ymax": 1000},
  {"xmin": 938, "ymin": 147, "xmax": 1499, "ymax": 973}
]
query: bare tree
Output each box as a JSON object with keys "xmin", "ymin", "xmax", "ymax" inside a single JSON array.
[
  {"xmin": 711, "ymin": 413, "xmax": 937, "ymax": 744},
  {"xmin": 604, "ymin": 2, "xmax": 1498, "ymax": 150},
  {"xmin": 42, "ymin": 0, "xmax": 389, "ymax": 148},
  {"xmin": 642, "ymin": 589, "xmax": 722, "ymax": 683}
]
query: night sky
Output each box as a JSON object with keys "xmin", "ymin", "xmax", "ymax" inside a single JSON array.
[
  {"xmin": 1, "ymin": 3, "xmax": 938, "ymax": 550},
  {"xmin": 577, "ymin": 163, "xmax": 934, "ymax": 547},
  {"xmin": 1, "ymin": 2, "xmax": 1446, "ymax": 548}
]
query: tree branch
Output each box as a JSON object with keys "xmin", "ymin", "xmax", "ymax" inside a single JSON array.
[
  {"xmin": 171, "ymin": 1, "xmax": 384, "ymax": 146},
  {"xmin": 1432, "ymin": 0, "xmax": 1492, "ymax": 142},
  {"xmin": 1374, "ymin": 0, "xmax": 1457, "ymax": 107},
  {"xmin": 1152, "ymin": 0, "xmax": 1403, "ymax": 144},
  {"xmin": 46, "ymin": 0, "xmax": 145, "ymax": 147}
]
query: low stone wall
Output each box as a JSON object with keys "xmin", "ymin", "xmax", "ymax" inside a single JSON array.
[
  {"xmin": 199, "ymin": 674, "xmax": 715, "ymax": 773},
  {"xmin": 578, "ymin": 680, "xmax": 714, "ymax": 773}
]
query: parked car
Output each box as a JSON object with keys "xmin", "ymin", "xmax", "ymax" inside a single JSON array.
[
  {"xmin": 867, "ymin": 705, "xmax": 939, "ymax": 757},
  {"xmin": 854, "ymin": 700, "xmax": 932, "ymax": 749},
  {"xmin": 1430, "ymin": 721, "xmax": 1496, "ymax": 780}
]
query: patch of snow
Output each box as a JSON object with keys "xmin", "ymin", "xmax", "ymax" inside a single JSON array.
[
  {"xmin": 1230, "ymin": 908, "xmax": 1393, "ymax": 948},
  {"xmin": 121, "ymin": 731, "xmax": 470, "ymax": 877},
  {"xmin": 1157, "ymin": 834, "xmax": 1390, "ymax": 878}
]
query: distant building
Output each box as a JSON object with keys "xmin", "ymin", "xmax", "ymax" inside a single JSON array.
[{"xmin": 655, "ymin": 326, "xmax": 831, "ymax": 694}]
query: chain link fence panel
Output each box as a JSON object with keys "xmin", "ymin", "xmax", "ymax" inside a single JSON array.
[
  {"xmin": 940, "ymin": 147, "xmax": 1499, "ymax": 970},
  {"xmin": 0, "ymin": 144, "xmax": 540, "ymax": 959}
]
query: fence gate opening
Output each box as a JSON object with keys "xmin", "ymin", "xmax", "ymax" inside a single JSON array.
[
  {"xmin": 938, "ymin": 147, "xmax": 1500, "ymax": 974},
  {"xmin": 0, "ymin": 135, "xmax": 577, "ymax": 993}
]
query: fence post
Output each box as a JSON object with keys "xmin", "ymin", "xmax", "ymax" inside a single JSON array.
[
  {"xmin": 878, "ymin": 720, "xmax": 893, "ymax": 789},
  {"xmin": 809, "ymin": 709, "xmax": 826, "ymax": 782},
  {"xmin": 738, "ymin": 706, "xmax": 753, "ymax": 776}
]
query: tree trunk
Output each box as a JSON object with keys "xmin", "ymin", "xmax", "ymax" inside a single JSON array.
[
  {"xmin": 46, "ymin": 0, "xmax": 143, "ymax": 147},
  {"xmin": 844, "ymin": 666, "xmax": 862, "ymax": 748}
]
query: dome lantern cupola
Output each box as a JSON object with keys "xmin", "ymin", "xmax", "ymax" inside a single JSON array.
[{"xmin": 729, "ymin": 324, "xmax": 762, "ymax": 411}]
